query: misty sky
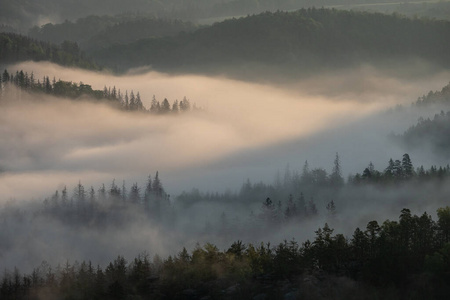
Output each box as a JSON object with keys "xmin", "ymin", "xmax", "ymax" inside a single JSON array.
[{"xmin": 1, "ymin": 61, "xmax": 450, "ymax": 201}]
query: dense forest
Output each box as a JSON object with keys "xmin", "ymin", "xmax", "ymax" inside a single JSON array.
[
  {"xmin": 0, "ymin": 33, "xmax": 99, "ymax": 70},
  {"xmin": 2, "ymin": 1, "xmax": 450, "ymax": 299},
  {"xmin": 1, "ymin": 150, "xmax": 450, "ymax": 299},
  {"xmin": 27, "ymin": 15, "xmax": 198, "ymax": 51},
  {"xmin": 341, "ymin": 1, "xmax": 450, "ymax": 21},
  {"xmin": 4, "ymin": 8, "xmax": 450, "ymax": 79},
  {"xmin": 398, "ymin": 111, "xmax": 450, "ymax": 157},
  {"xmin": 90, "ymin": 8, "xmax": 450, "ymax": 77},
  {"xmin": 1, "ymin": 204, "xmax": 450, "ymax": 299},
  {"xmin": 0, "ymin": 0, "xmax": 428, "ymax": 30},
  {"xmin": 2, "ymin": 152, "xmax": 450, "ymax": 244},
  {"xmin": 0, "ymin": 69, "xmax": 195, "ymax": 114},
  {"xmin": 389, "ymin": 82, "xmax": 450, "ymax": 156}
]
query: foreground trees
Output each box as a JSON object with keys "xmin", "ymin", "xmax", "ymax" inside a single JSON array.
[{"xmin": 2, "ymin": 207, "xmax": 450, "ymax": 299}]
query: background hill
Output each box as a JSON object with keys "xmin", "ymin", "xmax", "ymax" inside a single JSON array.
[{"xmin": 90, "ymin": 9, "xmax": 450, "ymax": 79}]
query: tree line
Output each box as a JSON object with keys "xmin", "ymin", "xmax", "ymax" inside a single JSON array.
[
  {"xmin": 0, "ymin": 33, "xmax": 99, "ymax": 70},
  {"xmin": 0, "ymin": 69, "xmax": 196, "ymax": 113},
  {"xmin": 1, "ymin": 0, "xmax": 432, "ymax": 32},
  {"xmin": 28, "ymin": 15, "xmax": 198, "ymax": 52},
  {"xmin": 348, "ymin": 153, "xmax": 450, "ymax": 184},
  {"xmin": 92, "ymin": 8, "xmax": 450, "ymax": 75},
  {"xmin": 1, "ymin": 206, "xmax": 450, "ymax": 299},
  {"xmin": 30, "ymin": 152, "xmax": 450, "ymax": 235},
  {"xmin": 396, "ymin": 110, "xmax": 450, "ymax": 157},
  {"xmin": 40, "ymin": 171, "xmax": 173, "ymax": 227},
  {"xmin": 414, "ymin": 81, "xmax": 450, "ymax": 107}
]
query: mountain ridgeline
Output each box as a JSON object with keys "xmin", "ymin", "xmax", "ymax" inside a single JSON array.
[
  {"xmin": 92, "ymin": 8, "xmax": 450, "ymax": 77},
  {"xmin": 27, "ymin": 15, "xmax": 199, "ymax": 51},
  {"xmin": 2, "ymin": 0, "xmax": 446, "ymax": 31}
]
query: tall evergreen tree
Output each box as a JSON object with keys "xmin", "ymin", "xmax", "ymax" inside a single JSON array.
[
  {"xmin": 330, "ymin": 152, "xmax": 344, "ymax": 187},
  {"xmin": 402, "ymin": 153, "xmax": 414, "ymax": 179}
]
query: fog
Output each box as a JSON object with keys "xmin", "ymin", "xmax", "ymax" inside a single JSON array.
[
  {"xmin": 1, "ymin": 61, "xmax": 450, "ymax": 272},
  {"xmin": 1, "ymin": 62, "xmax": 449, "ymax": 196}
]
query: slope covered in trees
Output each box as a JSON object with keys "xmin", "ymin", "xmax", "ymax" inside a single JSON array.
[
  {"xmin": 340, "ymin": 1, "xmax": 450, "ymax": 21},
  {"xmin": 2, "ymin": 206, "xmax": 450, "ymax": 300},
  {"xmin": 388, "ymin": 82, "xmax": 450, "ymax": 157},
  {"xmin": 415, "ymin": 82, "xmax": 450, "ymax": 107},
  {"xmin": 1, "ymin": 0, "xmax": 442, "ymax": 31},
  {"xmin": 28, "ymin": 15, "xmax": 198, "ymax": 51},
  {"xmin": 0, "ymin": 69, "xmax": 195, "ymax": 114},
  {"xmin": 398, "ymin": 111, "xmax": 450, "ymax": 157},
  {"xmin": 92, "ymin": 8, "xmax": 450, "ymax": 77},
  {"xmin": 0, "ymin": 33, "xmax": 99, "ymax": 70}
]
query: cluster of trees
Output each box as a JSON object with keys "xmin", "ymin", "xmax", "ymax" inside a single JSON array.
[
  {"xmin": 176, "ymin": 152, "xmax": 450, "ymax": 235},
  {"xmin": 351, "ymin": 153, "xmax": 450, "ymax": 184},
  {"xmin": 5, "ymin": 8, "xmax": 450, "ymax": 78},
  {"xmin": 92, "ymin": 8, "xmax": 450, "ymax": 75},
  {"xmin": 25, "ymin": 152, "xmax": 450, "ymax": 239},
  {"xmin": 415, "ymin": 82, "xmax": 450, "ymax": 107},
  {"xmin": 0, "ymin": 69, "xmax": 195, "ymax": 113},
  {"xmin": 399, "ymin": 111, "xmax": 450, "ymax": 157},
  {"xmin": 40, "ymin": 172, "xmax": 173, "ymax": 226},
  {"xmin": 386, "ymin": 82, "xmax": 450, "ymax": 157},
  {"xmin": 2, "ymin": 207, "xmax": 450, "ymax": 299},
  {"xmin": 178, "ymin": 153, "xmax": 345, "ymax": 228},
  {"xmin": 350, "ymin": 153, "xmax": 429, "ymax": 184},
  {"xmin": 0, "ymin": 33, "xmax": 99, "ymax": 70}
]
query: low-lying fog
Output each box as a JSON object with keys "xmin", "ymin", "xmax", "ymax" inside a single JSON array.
[
  {"xmin": 1, "ymin": 61, "xmax": 449, "ymax": 272},
  {"xmin": 1, "ymin": 61, "xmax": 449, "ymax": 199}
]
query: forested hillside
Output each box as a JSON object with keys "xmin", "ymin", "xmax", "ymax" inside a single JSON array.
[
  {"xmin": 2, "ymin": 189, "xmax": 450, "ymax": 299},
  {"xmin": 1, "ymin": 0, "xmax": 433, "ymax": 31},
  {"xmin": 341, "ymin": 1, "xmax": 450, "ymax": 21},
  {"xmin": 390, "ymin": 82, "xmax": 450, "ymax": 156},
  {"xmin": 0, "ymin": 33, "xmax": 99, "ymax": 70},
  {"xmin": 2, "ymin": 1, "xmax": 450, "ymax": 299},
  {"xmin": 92, "ymin": 8, "xmax": 450, "ymax": 77},
  {"xmin": 0, "ymin": 69, "xmax": 195, "ymax": 114},
  {"xmin": 28, "ymin": 15, "xmax": 198, "ymax": 51}
]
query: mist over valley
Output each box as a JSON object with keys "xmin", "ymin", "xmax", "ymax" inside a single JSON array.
[{"xmin": 2, "ymin": 3, "xmax": 450, "ymax": 299}]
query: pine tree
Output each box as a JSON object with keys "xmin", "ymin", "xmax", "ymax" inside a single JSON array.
[
  {"xmin": 124, "ymin": 91, "xmax": 129, "ymax": 110},
  {"xmin": 172, "ymin": 99, "xmax": 179, "ymax": 113},
  {"xmin": 98, "ymin": 184, "xmax": 106, "ymax": 202},
  {"xmin": 129, "ymin": 183, "xmax": 141, "ymax": 204},
  {"xmin": 326, "ymin": 200, "xmax": 336, "ymax": 217},
  {"xmin": 135, "ymin": 92, "xmax": 143, "ymax": 110},
  {"xmin": 384, "ymin": 158, "xmax": 395, "ymax": 178},
  {"xmin": 109, "ymin": 179, "xmax": 121, "ymax": 202},
  {"xmin": 161, "ymin": 98, "xmax": 171, "ymax": 113},
  {"xmin": 300, "ymin": 160, "xmax": 311, "ymax": 185},
  {"xmin": 297, "ymin": 192, "xmax": 307, "ymax": 217},
  {"xmin": 150, "ymin": 95, "xmax": 160, "ymax": 113},
  {"xmin": 180, "ymin": 96, "xmax": 190, "ymax": 111},
  {"xmin": 129, "ymin": 91, "xmax": 136, "ymax": 110},
  {"xmin": 261, "ymin": 197, "xmax": 277, "ymax": 224},
  {"xmin": 285, "ymin": 194, "xmax": 297, "ymax": 221},
  {"xmin": 330, "ymin": 152, "xmax": 344, "ymax": 187},
  {"xmin": 2, "ymin": 69, "xmax": 9, "ymax": 83},
  {"xmin": 152, "ymin": 171, "xmax": 163, "ymax": 198},
  {"xmin": 402, "ymin": 153, "xmax": 414, "ymax": 179}
]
